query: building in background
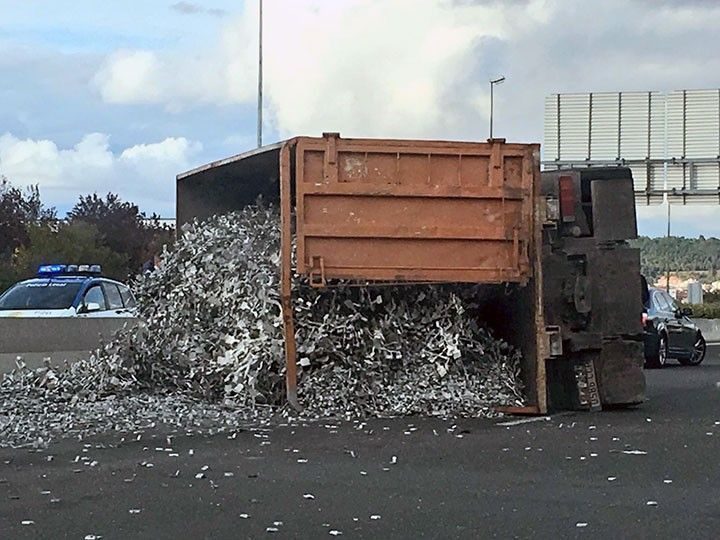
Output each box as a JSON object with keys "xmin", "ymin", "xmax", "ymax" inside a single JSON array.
[{"xmin": 687, "ymin": 281, "xmax": 704, "ymax": 304}]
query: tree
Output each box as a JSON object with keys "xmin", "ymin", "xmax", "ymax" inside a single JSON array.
[
  {"xmin": 0, "ymin": 177, "xmax": 56, "ymax": 291},
  {"xmin": 631, "ymin": 235, "xmax": 720, "ymax": 280},
  {"xmin": 13, "ymin": 221, "xmax": 128, "ymax": 281},
  {"xmin": 710, "ymin": 253, "xmax": 720, "ymax": 279},
  {"xmin": 0, "ymin": 177, "xmax": 56, "ymax": 260},
  {"xmin": 67, "ymin": 193, "xmax": 173, "ymax": 274}
]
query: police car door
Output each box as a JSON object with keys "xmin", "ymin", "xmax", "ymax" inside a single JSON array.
[
  {"xmin": 78, "ymin": 283, "xmax": 109, "ymax": 318},
  {"xmin": 102, "ymin": 281, "xmax": 134, "ymax": 317}
]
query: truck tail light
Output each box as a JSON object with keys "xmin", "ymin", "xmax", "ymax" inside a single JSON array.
[{"xmin": 559, "ymin": 175, "xmax": 575, "ymax": 223}]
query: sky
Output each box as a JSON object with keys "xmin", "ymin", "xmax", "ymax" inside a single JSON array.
[{"xmin": 0, "ymin": 0, "xmax": 719, "ymax": 236}]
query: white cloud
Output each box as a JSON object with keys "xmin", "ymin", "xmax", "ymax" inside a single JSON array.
[
  {"xmin": 120, "ymin": 137, "xmax": 198, "ymax": 163},
  {"xmin": 0, "ymin": 133, "xmax": 201, "ymax": 215},
  {"xmin": 170, "ymin": 1, "xmax": 227, "ymax": 17},
  {"xmin": 92, "ymin": 12, "xmax": 258, "ymax": 111},
  {"xmin": 91, "ymin": 0, "xmax": 720, "ymax": 145},
  {"xmin": 257, "ymin": 0, "xmax": 525, "ymax": 139},
  {"xmin": 92, "ymin": 0, "xmax": 550, "ymax": 138},
  {"xmin": 94, "ymin": 51, "xmax": 163, "ymax": 105}
]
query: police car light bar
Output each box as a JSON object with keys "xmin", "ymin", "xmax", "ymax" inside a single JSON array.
[
  {"xmin": 37, "ymin": 264, "xmax": 67, "ymax": 275},
  {"xmin": 37, "ymin": 264, "xmax": 102, "ymax": 276}
]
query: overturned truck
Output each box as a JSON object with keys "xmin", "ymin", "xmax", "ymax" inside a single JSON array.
[{"xmin": 176, "ymin": 134, "xmax": 645, "ymax": 414}]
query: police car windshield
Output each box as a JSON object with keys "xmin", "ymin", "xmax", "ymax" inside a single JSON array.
[{"xmin": 0, "ymin": 281, "xmax": 82, "ymax": 310}]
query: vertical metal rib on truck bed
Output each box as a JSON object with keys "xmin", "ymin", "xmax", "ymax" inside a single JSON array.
[{"xmin": 279, "ymin": 141, "xmax": 299, "ymax": 410}]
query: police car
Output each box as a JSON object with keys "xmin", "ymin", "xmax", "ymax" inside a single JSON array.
[{"xmin": 0, "ymin": 264, "xmax": 136, "ymax": 318}]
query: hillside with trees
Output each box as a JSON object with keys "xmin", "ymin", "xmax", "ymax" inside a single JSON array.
[{"xmin": 631, "ymin": 236, "xmax": 720, "ymax": 280}]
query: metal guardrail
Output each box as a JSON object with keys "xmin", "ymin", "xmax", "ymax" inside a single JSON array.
[{"xmin": 0, "ymin": 317, "xmax": 137, "ymax": 374}]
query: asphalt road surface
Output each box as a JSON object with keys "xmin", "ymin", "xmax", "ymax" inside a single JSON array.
[{"xmin": 1, "ymin": 346, "xmax": 719, "ymax": 539}]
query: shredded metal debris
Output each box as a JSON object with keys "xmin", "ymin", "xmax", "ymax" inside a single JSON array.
[{"xmin": 1, "ymin": 204, "xmax": 524, "ymax": 448}]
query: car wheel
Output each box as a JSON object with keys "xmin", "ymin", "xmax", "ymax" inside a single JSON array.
[
  {"xmin": 679, "ymin": 333, "xmax": 706, "ymax": 366},
  {"xmin": 646, "ymin": 334, "xmax": 668, "ymax": 369}
]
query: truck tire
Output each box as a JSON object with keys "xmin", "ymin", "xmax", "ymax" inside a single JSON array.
[
  {"xmin": 645, "ymin": 334, "xmax": 668, "ymax": 369},
  {"xmin": 678, "ymin": 333, "xmax": 706, "ymax": 366}
]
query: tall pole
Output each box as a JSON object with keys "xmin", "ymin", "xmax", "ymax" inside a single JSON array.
[
  {"xmin": 666, "ymin": 200, "xmax": 671, "ymax": 293},
  {"xmin": 489, "ymin": 82, "xmax": 494, "ymax": 139},
  {"xmin": 257, "ymin": 0, "xmax": 263, "ymax": 148},
  {"xmin": 489, "ymin": 76, "xmax": 505, "ymax": 140}
]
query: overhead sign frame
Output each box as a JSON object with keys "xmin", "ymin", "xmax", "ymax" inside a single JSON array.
[{"xmin": 543, "ymin": 89, "xmax": 720, "ymax": 205}]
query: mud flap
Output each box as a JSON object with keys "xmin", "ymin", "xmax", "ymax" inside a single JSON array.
[{"xmin": 596, "ymin": 339, "xmax": 645, "ymax": 406}]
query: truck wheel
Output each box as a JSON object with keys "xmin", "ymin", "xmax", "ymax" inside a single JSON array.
[
  {"xmin": 646, "ymin": 334, "xmax": 668, "ymax": 369},
  {"xmin": 679, "ymin": 333, "xmax": 706, "ymax": 366}
]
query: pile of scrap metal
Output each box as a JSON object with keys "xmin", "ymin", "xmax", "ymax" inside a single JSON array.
[
  {"xmin": 102, "ymin": 204, "xmax": 526, "ymax": 415},
  {"xmin": 0, "ymin": 204, "xmax": 525, "ymax": 447}
]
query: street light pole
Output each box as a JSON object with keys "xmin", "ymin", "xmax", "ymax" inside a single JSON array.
[
  {"xmin": 666, "ymin": 199, "xmax": 671, "ymax": 293},
  {"xmin": 489, "ymin": 76, "xmax": 505, "ymax": 139},
  {"xmin": 257, "ymin": 0, "xmax": 263, "ymax": 148}
]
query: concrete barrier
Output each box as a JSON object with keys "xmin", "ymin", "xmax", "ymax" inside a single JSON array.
[
  {"xmin": 695, "ymin": 318, "xmax": 720, "ymax": 344},
  {"xmin": 0, "ymin": 318, "xmax": 137, "ymax": 374}
]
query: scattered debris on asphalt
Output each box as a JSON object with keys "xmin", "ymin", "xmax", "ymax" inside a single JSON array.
[
  {"xmin": 0, "ymin": 204, "xmax": 524, "ymax": 447},
  {"xmin": 0, "ymin": 389, "xmax": 269, "ymax": 449}
]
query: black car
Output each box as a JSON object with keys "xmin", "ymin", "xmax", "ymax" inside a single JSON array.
[{"xmin": 643, "ymin": 287, "xmax": 706, "ymax": 368}]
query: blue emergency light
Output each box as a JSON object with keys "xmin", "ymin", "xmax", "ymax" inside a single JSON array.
[
  {"xmin": 37, "ymin": 264, "xmax": 102, "ymax": 276},
  {"xmin": 37, "ymin": 264, "xmax": 67, "ymax": 275}
]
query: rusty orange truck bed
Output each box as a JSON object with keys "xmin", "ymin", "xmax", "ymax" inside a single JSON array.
[{"xmin": 177, "ymin": 133, "xmax": 645, "ymax": 414}]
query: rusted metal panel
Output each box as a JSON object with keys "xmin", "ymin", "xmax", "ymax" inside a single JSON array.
[
  {"xmin": 279, "ymin": 142, "xmax": 299, "ymax": 411},
  {"xmin": 587, "ymin": 248, "xmax": 643, "ymax": 337},
  {"xmin": 596, "ymin": 339, "xmax": 645, "ymax": 405},
  {"xmin": 530, "ymin": 157, "xmax": 548, "ymax": 413},
  {"xmin": 294, "ymin": 134, "xmax": 539, "ymax": 285},
  {"xmin": 591, "ymin": 176, "xmax": 638, "ymax": 241},
  {"xmin": 176, "ymin": 144, "xmax": 281, "ymax": 228}
]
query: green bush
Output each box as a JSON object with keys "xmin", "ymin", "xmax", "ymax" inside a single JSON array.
[
  {"xmin": 0, "ymin": 264, "xmax": 19, "ymax": 295},
  {"xmin": 13, "ymin": 222, "xmax": 129, "ymax": 282},
  {"xmin": 689, "ymin": 303, "xmax": 720, "ymax": 319}
]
